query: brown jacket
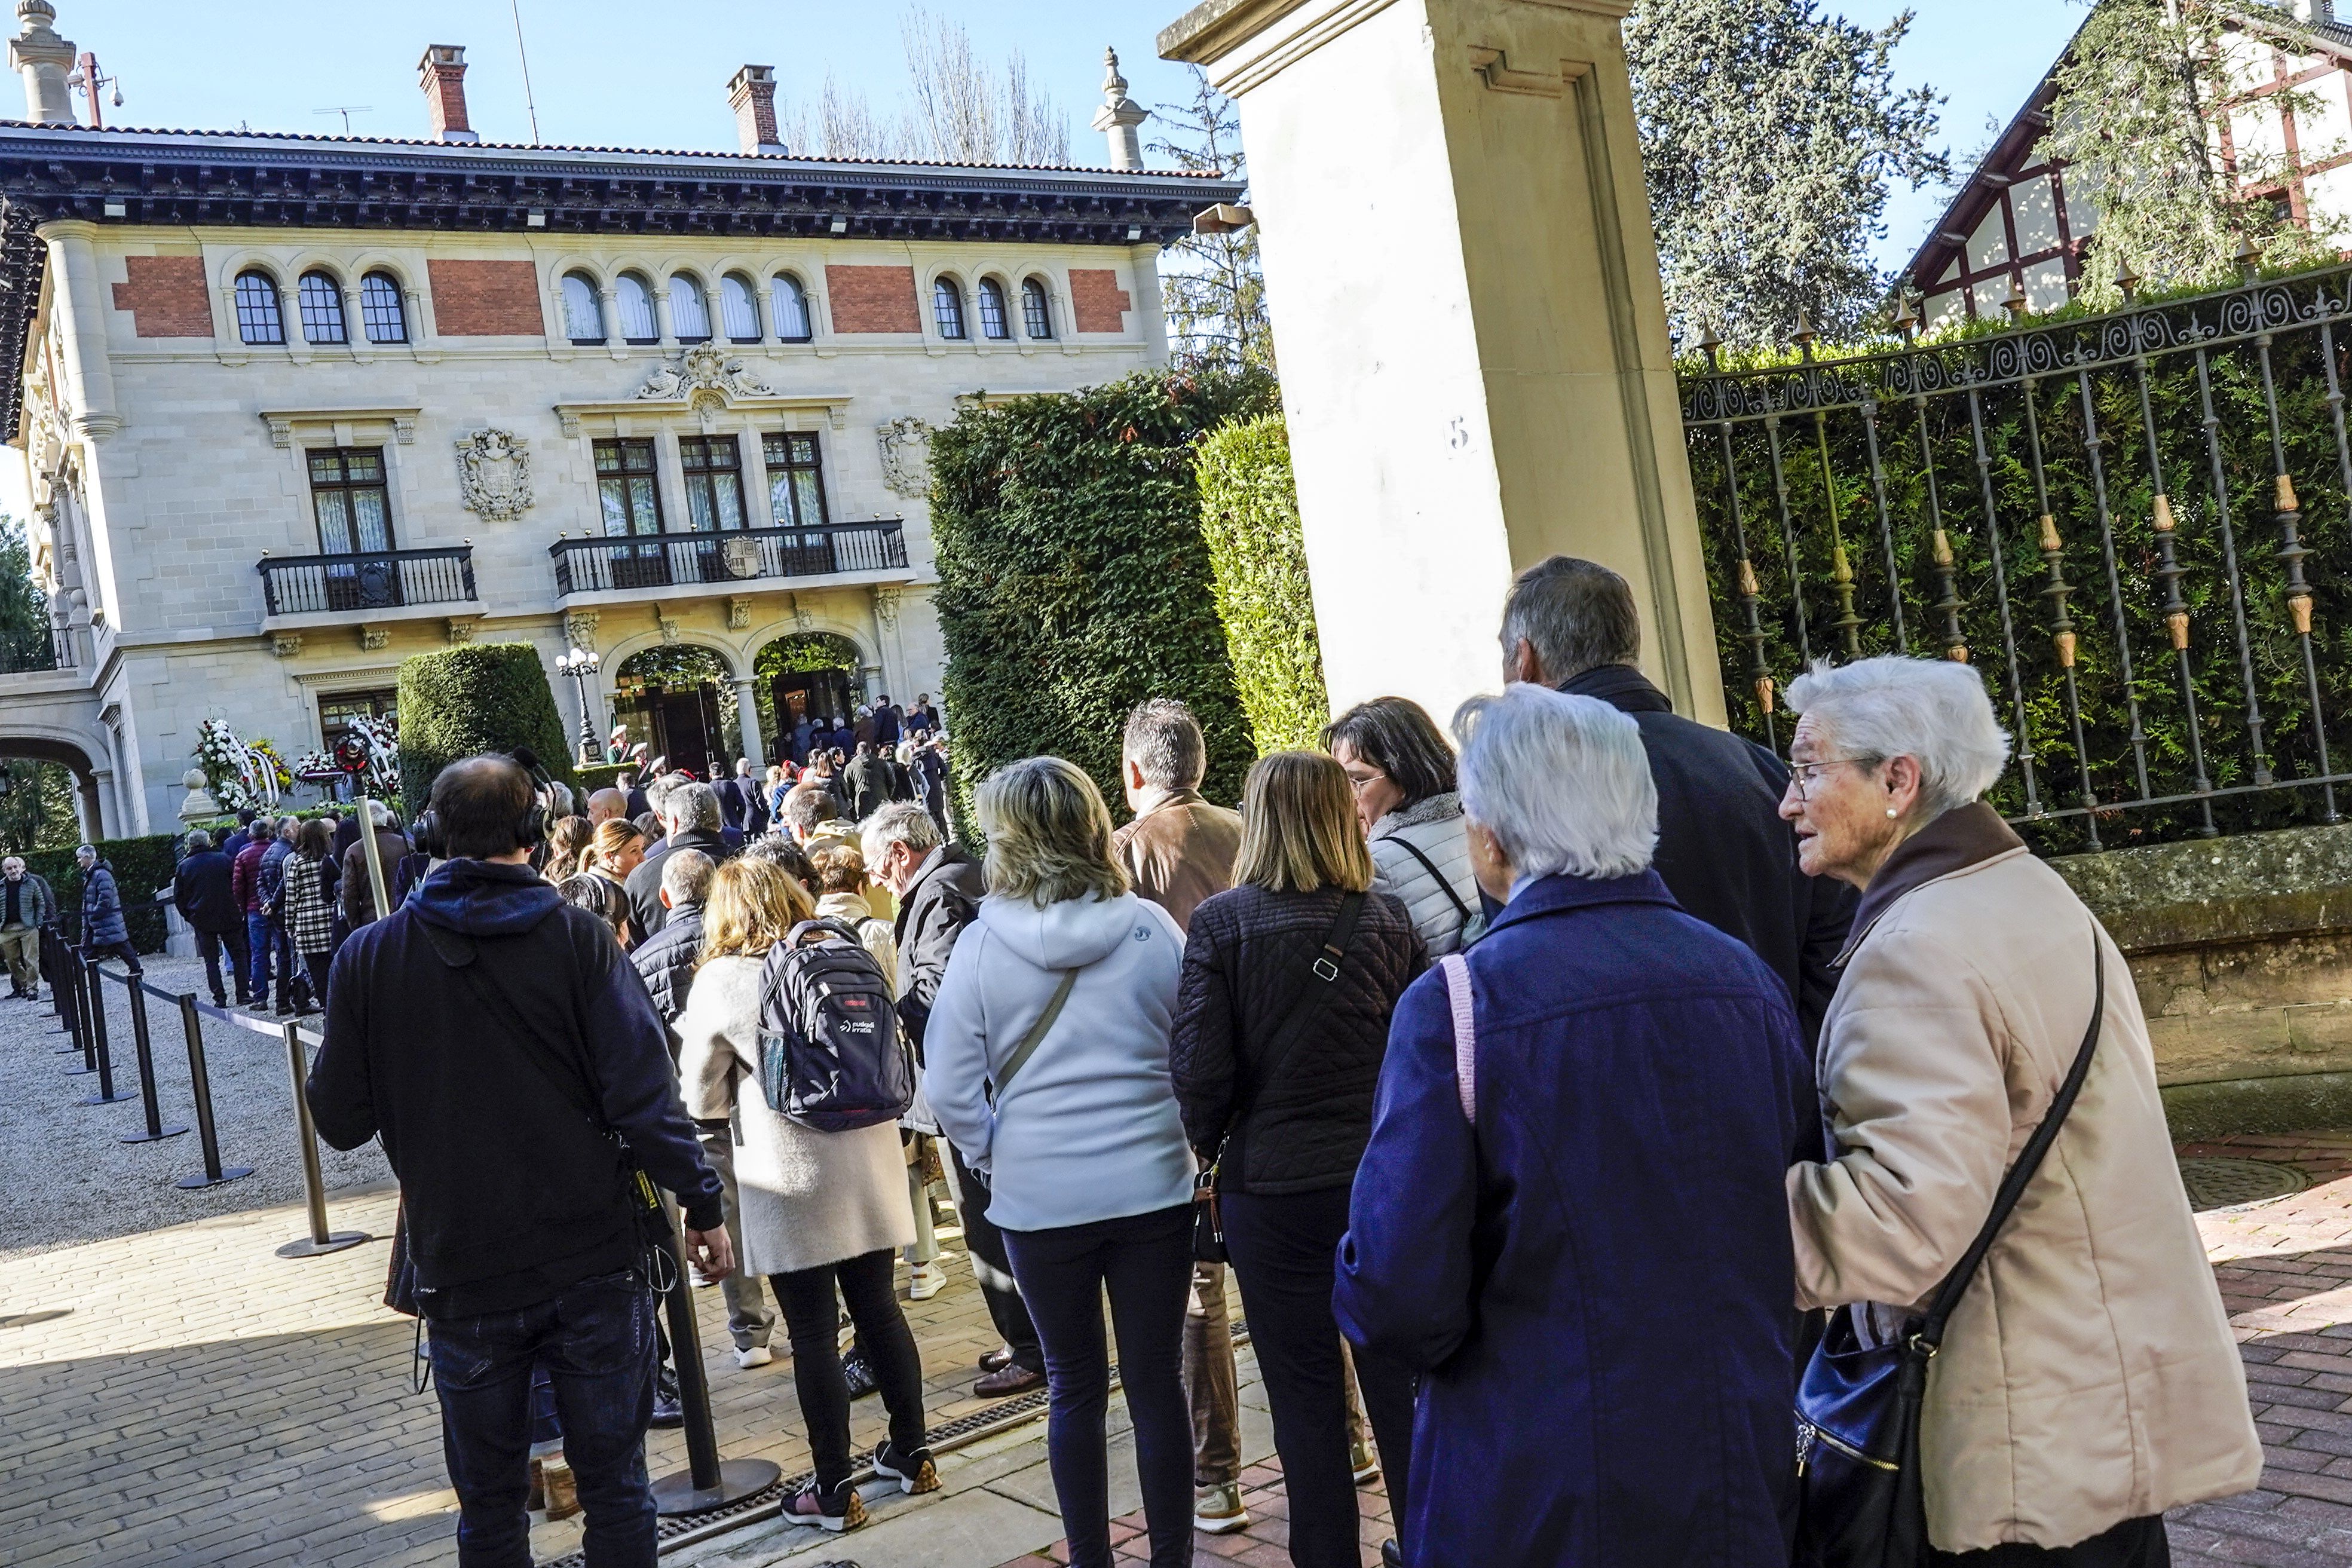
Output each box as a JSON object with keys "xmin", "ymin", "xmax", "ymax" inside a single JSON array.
[
  {"xmin": 1112, "ymin": 790, "xmax": 1241, "ymax": 933},
  {"xmin": 1788, "ymin": 826, "xmax": 2260, "ymax": 1551}
]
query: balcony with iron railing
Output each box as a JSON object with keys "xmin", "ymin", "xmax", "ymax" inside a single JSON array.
[
  {"xmin": 256, "ymin": 546, "xmax": 479, "ymax": 622},
  {"xmin": 549, "ymin": 518, "xmax": 910, "ymax": 599}
]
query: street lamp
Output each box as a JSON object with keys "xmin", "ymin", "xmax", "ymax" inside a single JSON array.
[{"xmin": 555, "ymin": 647, "xmax": 602, "ymax": 767}]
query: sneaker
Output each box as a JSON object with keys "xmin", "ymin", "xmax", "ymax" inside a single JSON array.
[
  {"xmin": 872, "ymin": 1440, "xmax": 941, "ymax": 1496},
  {"xmin": 781, "ymin": 1478, "xmax": 866, "ymax": 1533},
  {"xmin": 735, "ymin": 1344, "xmax": 773, "ymax": 1370},
  {"xmin": 1351, "ymin": 1436, "xmax": 1381, "ymax": 1486},
  {"xmin": 907, "ymin": 1262, "xmax": 947, "ymax": 1301},
  {"xmin": 972, "ymin": 1361, "xmax": 1045, "ymax": 1398},
  {"xmin": 1195, "ymin": 1481, "xmax": 1250, "ymax": 1534},
  {"xmin": 843, "ymin": 1349, "xmax": 879, "ymax": 1401}
]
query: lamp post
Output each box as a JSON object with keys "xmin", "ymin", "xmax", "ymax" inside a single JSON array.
[{"xmin": 555, "ymin": 647, "xmax": 602, "ymax": 767}]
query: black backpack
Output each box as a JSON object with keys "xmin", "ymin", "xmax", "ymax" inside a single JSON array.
[{"xmin": 757, "ymin": 918, "xmax": 915, "ymax": 1132}]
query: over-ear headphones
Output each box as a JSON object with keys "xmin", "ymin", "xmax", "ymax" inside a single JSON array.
[{"xmin": 516, "ymin": 795, "xmax": 550, "ymax": 850}]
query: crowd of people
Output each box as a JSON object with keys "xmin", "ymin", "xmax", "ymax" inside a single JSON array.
[{"xmin": 293, "ymin": 558, "xmax": 2258, "ymax": 1568}]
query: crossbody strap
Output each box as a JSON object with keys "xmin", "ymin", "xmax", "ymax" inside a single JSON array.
[
  {"xmin": 1388, "ymin": 835, "xmax": 1475, "ymax": 927},
  {"xmin": 1439, "ymin": 952, "xmax": 1477, "ymax": 1125},
  {"xmin": 1918, "ymin": 926, "xmax": 2106, "ymax": 1348},
  {"xmin": 1217, "ymin": 891, "xmax": 1368, "ymax": 1152},
  {"xmin": 991, "ymin": 966, "xmax": 1079, "ymax": 1101}
]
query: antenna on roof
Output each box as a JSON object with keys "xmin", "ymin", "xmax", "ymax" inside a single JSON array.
[
  {"xmin": 311, "ymin": 105, "xmax": 372, "ymax": 134},
  {"xmin": 510, "ymin": 0, "xmax": 543, "ymax": 145}
]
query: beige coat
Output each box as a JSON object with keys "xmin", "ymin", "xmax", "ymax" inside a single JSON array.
[{"xmin": 1788, "ymin": 844, "xmax": 2259, "ymax": 1551}]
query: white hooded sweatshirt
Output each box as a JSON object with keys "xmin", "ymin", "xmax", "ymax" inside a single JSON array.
[{"xmin": 923, "ymin": 889, "xmax": 1195, "ymax": 1234}]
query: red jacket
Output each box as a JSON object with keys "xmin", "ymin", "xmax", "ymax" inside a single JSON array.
[{"xmin": 231, "ymin": 840, "xmax": 268, "ymax": 915}]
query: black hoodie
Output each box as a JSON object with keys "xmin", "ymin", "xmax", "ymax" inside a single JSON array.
[{"xmin": 308, "ymin": 858, "xmax": 723, "ymax": 1318}]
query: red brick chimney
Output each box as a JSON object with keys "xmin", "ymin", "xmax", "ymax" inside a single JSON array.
[
  {"xmin": 418, "ymin": 45, "xmax": 478, "ymax": 143},
  {"xmin": 728, "ymin": 65, "xmax": 784, "ymax": 155}
]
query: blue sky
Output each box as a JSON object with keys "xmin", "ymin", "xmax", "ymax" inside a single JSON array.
[{"xmin": 66, "ymin": 0, "xmax": 2082, "ymax": 272}]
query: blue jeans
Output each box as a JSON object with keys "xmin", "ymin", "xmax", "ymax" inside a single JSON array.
[
  {"xmin": 244, "ymin": 912, "xmax": 272, "ymax": 1000},
  {"xmin": 427, "ymin": 1269, "xmax": 659, "ymax": 1567}
]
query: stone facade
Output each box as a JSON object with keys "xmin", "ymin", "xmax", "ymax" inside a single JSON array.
[{"xmin": 11, "ymin": 216, "xmax": 1179, "ymax": 832}]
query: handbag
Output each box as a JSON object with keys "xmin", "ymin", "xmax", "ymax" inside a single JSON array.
[
  {"xmin": 1792, "ymin": 931, "xmax": 2107, "ymax": 1568},
  {"xmin": 1196, "ymin": 891, "xmax": 1368, "ymax": 1263}
]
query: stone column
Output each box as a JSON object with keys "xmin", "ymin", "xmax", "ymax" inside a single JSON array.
[
  {"xmin": 732, "ymin": 676, "xmax": 765, "ymax": 770},
  {"xmin": 1160, "ymin": 0, "xmax": 1725, "ymax": 727}
]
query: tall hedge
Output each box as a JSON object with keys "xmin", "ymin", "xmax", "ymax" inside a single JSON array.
[
  {"xmin": 1196, "ymin": 415, "xmax": 1330, "ymax": 753},
  {"xmin": 32, "ymin": 834, "xmax": 179, "ymax": 952},
  {"xmin": 930, "ymin": 368, "xmax": 1280, "ymax": 819},
  {"xmin": 395, "ymin": 642, "xmax": 576, "ymax": 809}
]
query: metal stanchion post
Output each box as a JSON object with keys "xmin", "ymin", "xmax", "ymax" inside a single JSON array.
[
  {"xmin": 50, "ymin": 931, "xmax": 81, "ymax": 1054},
  {"xmin": 651, "ymin": 1205, "xmax": 779, "ymax": 1514},
  {"xmin": 118, "ymin": 981, "xmax": 188, "ymax": 1144},
  {"xmin": 275, "ymin": 1020, "xmax": 366, "ymax": 1257},
  {"xmin": 174, "ymin": 994, "xmax": 252, "ymax": 1189},
  {"xmin": 62, "ymin": 952, "xmax": 96, "ymax": 1070},
  {"xmin": 76, "ymin": 964, "xmax": 131, "ymax": 1105}
]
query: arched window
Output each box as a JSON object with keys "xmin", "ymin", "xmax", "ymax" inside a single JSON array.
[
  {"xmin": 234, "ymin": 271, "xmax": 285, "ymax": 345},
  {"xmin": 359, "ymin": 271, "xmax": 408, "ymax": 343},
  {"xmin": 669, "ymin": 274, "xmax": 711, "ymax": 342},
  {"xmin": 561, "ymin": 272, "xmax": 605, "ymax": 343},
  {"xmin": 719, "ymin": 272, "xmax": 760, "ymax": 342},
  {"xmin": 933, "ymin": 277, "xmax": 966, "ymax": 340},
  {"xmin": 770, "ymin": 273, "xmax": 812, "ymax": 341},
  {"xmin": 976, "ymin": 278, "xmax": 1010, "ymax": 340},
  {"xmin": 296, "ymin": 271, "xmax": 347, "ymax": 344},
  {"xmin": 615, "ymin": 273, "xmax": 657, "ymax": 342},
  {"xmin": 1022, "ymin": 277, "xmax": 1054, "ymax": 340}
]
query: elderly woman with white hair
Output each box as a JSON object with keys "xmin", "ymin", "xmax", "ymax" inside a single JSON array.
[
  {"xmin": 1778, "ymin": 656, "xmax": 2259, "ymax": 1567},
  {"xmin": 1334, "ymin": 684, "xmax": 1815, "ymax": 1568}
]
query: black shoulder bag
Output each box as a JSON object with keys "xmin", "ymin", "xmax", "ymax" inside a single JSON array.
[
  {"xmin": 1194, "ymin": 892, "xmax": 1366, "ymax": 1263},
  {"xmin": 1793, "ymin": 932, "xmax": 2106, "ymax": 1568}
]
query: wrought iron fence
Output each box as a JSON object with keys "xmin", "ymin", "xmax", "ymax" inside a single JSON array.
[
  {"xmin": 1679, "ymin": 259, "xmax": 2352, "ymax": 852},
  {"xmin": 549, "ymin": 519, "xmax": 908, "ymax": 596},
  {"xmin": 0, "ymin": 626, "xmax": 72, "ymax": 674},
  {"xmin": 256, "ymin": 545, "xmax": 478, "ymax": 617}
]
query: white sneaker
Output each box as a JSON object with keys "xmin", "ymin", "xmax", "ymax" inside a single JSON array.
[
  {"xmin": 735, "ymin": 1344, "xmax": 773, "ymax": 1370},
  {"xmin": 908, "ymin": 1263, "xmax": 947, "ymax": 1301}
]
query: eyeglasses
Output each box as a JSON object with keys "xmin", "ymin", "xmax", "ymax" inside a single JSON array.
[
  {"xmin": 1342, "ymin": 769, "xmax": 1388, "ymax": 793},
  {"xmin": 1784, "ymin": 756, "xmax": 1877, "ymax": 802}
]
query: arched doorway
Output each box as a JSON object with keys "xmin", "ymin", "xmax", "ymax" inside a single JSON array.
[
  {"xmin": 757, "ymin": 633, "xmax": 862, "ymax": 764},
  {"xmin": 0, "ymin": 737, "xmax": 102, "ymax": 848},
  {"xmin": 611, "ymin": 646, "xmax": 735, "ymax": 779}
]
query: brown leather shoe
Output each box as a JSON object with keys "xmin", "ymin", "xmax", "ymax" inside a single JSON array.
[
  {"xmin": 972, "ymin": 1361, "xmax": 1045, "ymax": 1398},
  {"xmin": 541, "ymin": 1459, "xmax": 581, "ymax": 1521},
  {"xmin": 978, "ymin": 1344, "xmax": 1015, "ymax": 1374}
]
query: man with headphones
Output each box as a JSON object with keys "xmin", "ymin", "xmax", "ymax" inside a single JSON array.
[{"xmin": 308, "ymin": 754, "xmax": 730, "ymax": 1565}]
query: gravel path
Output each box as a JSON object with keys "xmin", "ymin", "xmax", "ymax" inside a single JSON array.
[{"xmin": 0, "ymin": 951, "xmax": 390, "ymax": 1260}]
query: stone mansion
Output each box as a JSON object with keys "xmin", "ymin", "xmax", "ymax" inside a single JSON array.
[{"xmin": 0, "ymin": 1, "xmax": 1233, "ymax": 834}]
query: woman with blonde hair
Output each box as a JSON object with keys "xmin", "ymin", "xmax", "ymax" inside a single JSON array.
[
  {"xmin": 926, "ymin": 757, "xmax": 1195, "ymax": 1568},
  {"xmin": 1169, "ymin": 751, "xmax": 1426, "ymax": 1568},
  {"xmin": 561, "ymin": 820, "xmax": 644, "ymax": 947},
  {"xmin": 676, "ymin": 857, "xmax": 935, "ymax": 1532}
]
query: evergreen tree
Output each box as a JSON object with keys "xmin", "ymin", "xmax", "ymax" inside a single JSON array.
[
  {"xmin": 1150, "ymin": 69, "xmax": 1272, "ymax": 373},
  {"xmin": 1626, "ymin": 0, "xmax": 1948, "ymax": 350},
  {"xmin": 0, "ymin": 516, "xmax": 75, "ymax": 851},
  {"xmin": 2049, "ymin": 0, "xmax": 2339, "ymax": 311}
]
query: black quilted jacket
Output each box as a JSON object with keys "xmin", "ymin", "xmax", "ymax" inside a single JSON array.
[{"xmin": 1170, "ymin": 883, "xmax": 1428, "ymax": 1196}]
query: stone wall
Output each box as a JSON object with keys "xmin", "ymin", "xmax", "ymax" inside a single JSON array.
[{"xmin": 2054, "ymin": 823, "xmax": 2352, "ymax": 1138}]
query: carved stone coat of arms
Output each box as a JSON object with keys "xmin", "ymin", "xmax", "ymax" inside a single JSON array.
[{"xmin": 456, "ymin": 428, "xmax": 533, "ymax": 521}]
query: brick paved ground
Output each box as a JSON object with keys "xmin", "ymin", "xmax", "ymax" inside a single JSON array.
[{"xmin": 996, "ymin": 1460, "xmax": 1395, "ymax": 1568}]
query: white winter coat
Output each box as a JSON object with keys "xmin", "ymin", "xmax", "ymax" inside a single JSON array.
[{"xmin": 1368, "ymin": 793, "xmax": 1483, "ymax": 956}]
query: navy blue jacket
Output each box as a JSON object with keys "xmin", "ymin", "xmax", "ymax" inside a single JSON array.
[
  {"xmin": 79, "ymin": 861, "xmax": 129, "ymax": 946},
  {"xmin": 1335, "ymin": 871, "xmax": 1814, "ymax": 1568},
  {"xmin": 308, "ymin": 859, "xmax": 722, "ymax": 1313}
]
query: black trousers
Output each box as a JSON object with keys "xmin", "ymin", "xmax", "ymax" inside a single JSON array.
[
  {"xmin": 195, "ymin": 925, "xmax": 251, "ymax": 1003},
  {"xmin": 1223, "ymin": 1186, "xmax": 1419, "ymax": 1568},
  {"xmin": 945, "ymin": 1143, "xmax": 1043, "ymax": 1373},
  {"xmin": 769, "ymin": 1248, "xmax": 927, "ymax": 1490},
  {"xmin": 1930, "ymin": 1516, "xmax": 2170, "ymax": 1567},
  {"xmin": 1003, "ymin": 1203, "xmax": 1195, "ymax": 1568}
]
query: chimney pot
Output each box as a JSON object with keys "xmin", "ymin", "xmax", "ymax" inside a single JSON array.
[
  {"xmin": 10, "ymin": 1, "xmax": 76, "ymax": 126},
  {"xmin": 728, "ymin": 64, "xmax": 785, "ymax": 155},
  {"xmin": 418, "ymin": 44, "xmax": 477, "ymax": 143}
]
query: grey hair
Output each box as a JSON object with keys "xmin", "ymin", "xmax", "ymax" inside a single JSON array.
[
  {"xmin": 75, "ymin": 843, "xmax": 96, "ymax": 859},
  {"xmin": 184, "ymin": 831, "xmax": 212, "ymax": 853},
  {"xmin": 1453, "ymin": 684, "xmax": 1657, "ymax": 881},
  {"xmin": 1785, "ymin": 656, "xmax": 2012, "ymax": 818},
  {"xmin": 1122, "ymin": 698, "xmax": 1206, "ymax": 792},
  {"xmin": 662, "ymin": 847, "xmax": 716, "ymax": 907},
  {"xmin": 862, "ymin": 801, "xmax": 942, "ymax": 864},
  {"xmin": 1497, "ymin": 556, "xmax": 1642, "ymax": 684},
  {"xmin": 368, "ymin": 800, "xmax": 395, "ymax": 829},
  {"xmin": 645, "ymin": 771, "xmax": 691, "ymax": 816},
  {"xmin": 666, "ymin": 781, "xmax": 722, "ymax": 833}
]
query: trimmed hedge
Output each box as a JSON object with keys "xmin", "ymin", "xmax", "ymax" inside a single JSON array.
[
  {"xmin": 929, "ymin": 368, "xmax": 1279, "ymax": 822},
  {"xmin": 30, "ymin": 833, "xmax": 179, "ymax": 952},
  {"xmin": 395, "ymin": 642, "xmax": 577, "ymax": 810},
  {"xmin": 575, "ymin": 762, "xmax": 629, "ymax": 797},
  {"xmin": 1196, "ymin": 415, "xmax": 1329, "ymax": 753}
]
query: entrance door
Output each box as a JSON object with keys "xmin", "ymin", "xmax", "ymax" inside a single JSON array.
[
  {"xmin": 773, "ymin": 669, "xmax": 855, "ymax": 761},
  {"xmin": 653, "ymin": 688, "xmax": 724, "ymax": 778}
]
